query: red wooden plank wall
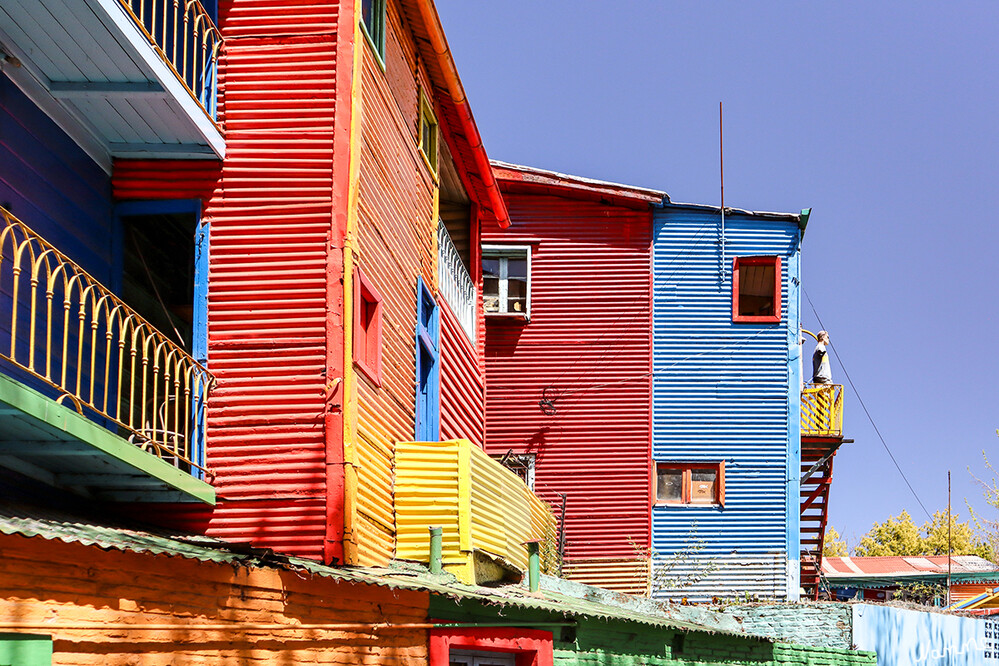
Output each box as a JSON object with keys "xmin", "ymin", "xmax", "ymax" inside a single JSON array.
[
  {"xmin": 440, "ymin": 299, "xmax": 485, "ymax": 446},
  {"xmin": 482, "ymin": 192, "xmax": 653, "ymax": 565},
  {"xmin": 112, "ymin": 0, "xmax": 341, "ymax": 561}
]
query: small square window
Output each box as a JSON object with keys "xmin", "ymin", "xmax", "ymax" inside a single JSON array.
[
  {"xmin": 353, "ymin": 268, "xmax": 383, "ymax": 385},
  {"xmin": 655, "ymin": 462, "xmax": 725, "ymax": 506},
  {"xmin": 732, "ymin": 256, "xmax": 781, "ymax": 323},
  {"xmin": 483, "ymin": 245, "xmax": 531, "ymax": 318},
  {"xmin": 419, "ymin": 90, "xmax": 439, "ymax": 176},
  {"xmin": 360, "ymin": 0, "xmax": 386, "ymax": 63},
  {"xmin": 495, "ymin": 452, "xmax": 536, "ymax": 490}
]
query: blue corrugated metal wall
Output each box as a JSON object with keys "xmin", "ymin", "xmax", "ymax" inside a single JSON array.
[
  {"xmin": 0, "ymin": 77, "xmax": 112, "ymax": 279},
  {"xmin": 651, "ymin": 204, "xmax": 801, "ymax": 601},
  {"xmin": 0, "ymin": 76, "xmax": 113, "ymax": 412}
]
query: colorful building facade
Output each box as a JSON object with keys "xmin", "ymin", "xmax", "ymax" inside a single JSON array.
[{"xmin": 482, "ymin": 164, "xmax": 839, "ymax": 601}]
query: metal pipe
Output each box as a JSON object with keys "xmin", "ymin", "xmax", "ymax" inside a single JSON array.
[
  {"xmin": 526, "ymin": 540, "xmax": 540, "ymax": 592},
  {"xmin": 429, "ymin": 525, "xmax": 443, "ymax": 575}
]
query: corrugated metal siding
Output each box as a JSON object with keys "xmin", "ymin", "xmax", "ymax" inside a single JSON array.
[
  {"xmin": 651, "ymin": 206, "xmax": 800, "ymax": 600},
  {"xmin": 482, "ymin": 193, "xmax": 653, "ymax": 580},
  {"xmin": 352, "ymin": 2, "xmax": 436, "ymax": 566},
  {"xmin": 562, "ymin": 558, "xmax": 651, "ymax": 596},
  {"xmin": 440, "ymin": 298, "xmax": 485, "ymax": 446},
  {"xmin": 112, "ymin": 1, "xmax": 339, "ymax": 561},
  {"xmin": 395, "ymin": 439, "xmax": 557, "ymax": 584},
  {"xmin": 0, "ymin": 77, "xmax": 112, "ymax": 282}
]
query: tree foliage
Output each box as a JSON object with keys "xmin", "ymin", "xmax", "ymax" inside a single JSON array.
[
  {"xmin": 852, "ymin": 509, "xmax": 993, "ymax": 560},
  {"xmin": 823, "ymin": 526, "xmax": 849, "ymax": 557}
]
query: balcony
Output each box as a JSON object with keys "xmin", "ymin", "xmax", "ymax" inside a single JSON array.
[
  {"xmin": 0, "ymin": 0, "xmax": 224, "ymax": 165},
  {"xmin": 801, "ymin": 383, "xmax": 844, "ymax": 438},
  {"xmin": 395, "ymin": 439, "xmax": 558, "ymax": 585},
  {"xmin": 0, "ymin": 207, "xmax": 215, "ymax": 503},
  {"xmin": 437, "ymin": 220, "xmax": 476, "ymax": 343}
]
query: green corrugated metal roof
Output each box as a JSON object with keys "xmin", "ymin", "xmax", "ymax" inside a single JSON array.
[{"xmin": 0, "ymin": 506, "xmax": 753, "ymax": 639}]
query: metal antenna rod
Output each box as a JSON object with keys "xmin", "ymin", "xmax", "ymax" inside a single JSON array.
[{"xmin": 719, "ymin": 102, "xmax": 726, "ymax": 282}]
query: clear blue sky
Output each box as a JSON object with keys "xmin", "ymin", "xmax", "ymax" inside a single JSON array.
[{"xmin": 437, "ymin": 1, "xmax": 999, "ymax": 546}]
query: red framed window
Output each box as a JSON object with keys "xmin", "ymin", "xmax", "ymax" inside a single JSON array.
[
  {"xmin": 430, "ymin": 627, "xmax": 554, "ymax": 666},
  {"xmin": 655, "ymin": 462, "xmax": 725, "ymax": 506},
  {"xmin": 353, "ymin": 267, "xmax": 383, "ymax": 386},
  {"xmin": 732, "ymin": 255, "xmax": 781, "ymax": 323}
]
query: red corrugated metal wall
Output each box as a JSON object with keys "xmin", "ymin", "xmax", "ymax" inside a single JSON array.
[
  {"xmin": 112, "ymin": 0, "xmax": 341, "ymax": 561},
  {"xmin": 439, "ymin": 299, "xmax": 484, "ymax": 446},
  {"xmin": 482, "ymin": 191, "xmax": 653, "ymax": 576}
]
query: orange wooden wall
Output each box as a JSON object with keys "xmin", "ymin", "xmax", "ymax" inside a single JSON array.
[{"xmin": 0, "ymin": 532, "xmax": 429, "ymax": 665}]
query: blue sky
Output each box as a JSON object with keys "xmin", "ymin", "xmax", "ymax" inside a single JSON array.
[{"xmin": 436, "ymin": 1, "xmax": 999, "ymax": 545}]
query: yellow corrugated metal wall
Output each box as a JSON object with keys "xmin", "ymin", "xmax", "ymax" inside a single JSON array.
[{"xmin": 351, "ymin": 0, "xmax": 438, "ymax": 566}]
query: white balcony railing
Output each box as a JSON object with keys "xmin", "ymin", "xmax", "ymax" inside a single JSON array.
[{"xmin": 437, "ymin": 220, "xmax": 476, "ymax": 343}]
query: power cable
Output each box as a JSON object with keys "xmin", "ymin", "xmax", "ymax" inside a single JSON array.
[{"xmin": 803, "ymin": 288, "xmax": 932, "ymax": 521}]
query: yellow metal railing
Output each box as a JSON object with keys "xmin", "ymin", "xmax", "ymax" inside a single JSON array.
[
  {"xmin": 801, "ymin": 383, "xmax": 844, "ymax": 437},
  {"xmin": 117, "ymin": 0, "xmax": 222, "ymax": 119},
  {"xmin": 395, "ymin": 439, "xmax": 559, "ymax": 584},
  {"xmin": 0, "ymin": 208, "xmax": 214, "ymax": 472}
]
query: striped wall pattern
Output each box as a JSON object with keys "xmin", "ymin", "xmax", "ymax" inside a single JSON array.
[
  {"xmin": 113, "ymin": 0, "xmax": 341, "ymax": 560},
  {"xmin": 440, "ymin": 298, "xmax": 485, "ymax": 447},
  {"xmin": 482, "ymin": 192, "xmax": 653, "ymax": 592},
  {"xmin": 352, "ymin": 0, "xmax": 437, "ymax": 566},
  {"xmin": 651, "ymin": 205, "xmax": 801, "ymax": 600}
]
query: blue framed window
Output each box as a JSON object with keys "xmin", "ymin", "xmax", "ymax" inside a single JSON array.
[{"xmin": 415, "ymin": 278, "xmax": 440, "ymax": 442}]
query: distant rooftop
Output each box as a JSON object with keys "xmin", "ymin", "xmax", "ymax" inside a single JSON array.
[{"xmin": 823, "ymin": 555, "xmax": 999, "ymax": 584}]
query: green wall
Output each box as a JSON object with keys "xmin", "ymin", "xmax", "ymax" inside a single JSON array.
[
  {"xmin": 0, "ymin": 634, "xmax": 52, "ymax": 666},
  {"xmin": 429, "ymin": 596, "xmax": 875, "ymax": 665}
]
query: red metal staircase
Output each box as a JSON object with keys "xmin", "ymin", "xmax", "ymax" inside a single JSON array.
[{"xmin": 799, "ymin": 438, "xmax": 844, "ymax": 600}]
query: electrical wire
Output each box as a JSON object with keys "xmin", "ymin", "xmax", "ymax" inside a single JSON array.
[{"xmin": 803, "ymin": 288, "xmax": 933, "ymax": 521}]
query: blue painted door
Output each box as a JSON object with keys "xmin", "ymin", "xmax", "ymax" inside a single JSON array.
[{"xmin": 415, "ymin": 278, "xmax": 440, "ymax": 441}]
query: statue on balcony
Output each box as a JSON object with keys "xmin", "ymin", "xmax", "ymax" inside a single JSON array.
[{"xmin": 811, "ymin": 330, "xmax": 833, "ymax": 384}]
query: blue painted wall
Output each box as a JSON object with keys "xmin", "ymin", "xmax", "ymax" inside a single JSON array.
[
  {"xmin": 852, "ymin": 604, "xmax": 999, "ymax": 665},
  {"xmin": 0, "ymin": 77, "xmax": 112, "ymax": 279},
  {"xmin": 0, "ymin": 76, "xmax": 112, "ymax": 406},
  {"xmin": 651, "ymin": 204, "xmax": 801, "ymax": 600}
]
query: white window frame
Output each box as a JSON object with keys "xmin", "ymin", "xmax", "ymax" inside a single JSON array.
[
  {"xmin": 483, "ymin": 244, "xmax": 531, "ymax": 319},
  {"xmin": 496, "ymin": 452, "xmax": 536, "ymax": 490}
]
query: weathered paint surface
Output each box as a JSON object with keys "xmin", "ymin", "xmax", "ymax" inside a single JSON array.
[
  {"xmin": 652, "ymin": 205, "xmax": 801, "ymax": 600},
  {"xmin": 852, "ymin": 604, "xmax": 999, "ymax": 665},
  {"xmin": 482, "ymin": 189, "xmax": 653, "ymax": 594},
  {"xmin": 0, "ymin": 531, "xmax": 429, "ymax": 664},
  {"xmin": 395, "ymin": 438, "xmax": 556, "ymax": 583},
  {"xmin": 350, "ymin": 0, "xmax": 438, "ymax": 567},
  {"xmin": 112, "ymin": 0, "xmax": 343, "ymax": 560},
  {"xmin": 430, "ymin": 595, "xmax": 875, "ymax": 666}
]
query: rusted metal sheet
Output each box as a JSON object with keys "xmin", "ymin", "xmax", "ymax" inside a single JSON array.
[
  {"xmin": 439, "ymin": 298, "xmax": 484, "ymax": 446},
  {"xmin": 351, "ymin": 10, "xmax": 436, "ymax": 566},
  {"xmin": 395, "ymin": 439, "xmax": 557, "ymax": 584},
  {"xmin": 482, "ymin": 188, "xmax": 654, "ymax": 574},
  {"xmin": 112, "ymin": 1, "xmax": 340, "ymax": 561},
  {"xmin": 562, "ymin": 558, "xmax": 651, "ymax": 596}
]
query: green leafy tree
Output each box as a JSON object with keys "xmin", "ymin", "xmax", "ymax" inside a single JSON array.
[
  {"xmin": 823, "ymin": 526, "xmax": 849, "ymax": 557},
  {"xmin": 922, "ymin": 510, "xmax": 994, "ymax": 559},
  {"xmin": 854, "ymin": 510, "xmax": 923, "ymax": 556},
  {"xmin": 852, "ymin": 509, "xmax": 993, "ymax": 560}
]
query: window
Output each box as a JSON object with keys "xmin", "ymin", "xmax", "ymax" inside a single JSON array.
[
  {"xmin": 655, "ymin": 463, "xmax": 725, "ymax": 506},
  {"xmin": 449, "ymin": 651, "xmax": 517, "ymax": 666},
  {"xmin": 419, "ymin": 89, "xmax": 439, "ymax": 176},
  {"xmin": 495, "ymin": 452, "xmax": 535, "ymax": 490},
  {"xmin": 482, "ymin": 246, "xmax": 531, "ymax": 318},
  {"xmin": 415, "ymin": 278, "xmax": 440, "ymax": 441},
  {"xmin": 360, "ymin": 0, "xmax": 386, "ymax": 63},
  {"xmin": 732, "ymin": 256, "xmax": 781, "ymax": 323},
  {"xmin": 353, "ymin": 268, "xmax": 383, "ymax": 385}
]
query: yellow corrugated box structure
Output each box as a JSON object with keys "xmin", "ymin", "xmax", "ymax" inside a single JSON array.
[{"xmin": 395, "ymin": 439, "xmax": 557, "ymax": 584}]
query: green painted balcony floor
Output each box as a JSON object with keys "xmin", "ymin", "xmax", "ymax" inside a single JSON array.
[{"xmin": 0, "ymin": 372, "xmax": 214, "ymax": 504}]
